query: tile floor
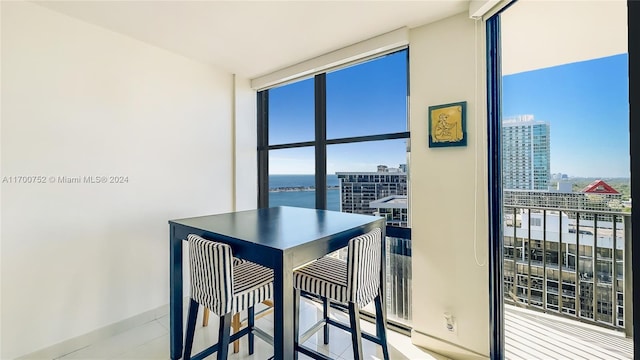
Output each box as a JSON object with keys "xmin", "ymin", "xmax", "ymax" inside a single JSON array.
[{"xmin": 54, "ymin": 298, "xmax": 449, "ymax": 360}]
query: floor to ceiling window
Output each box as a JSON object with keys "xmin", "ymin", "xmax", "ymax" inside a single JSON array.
[
  {"xmin": 487, "ymin": 1, "xmax": 634, "ymax": 358},
  {"xmin": 257, "ymin": 48, "xmax": 412, "ymax": 325}
]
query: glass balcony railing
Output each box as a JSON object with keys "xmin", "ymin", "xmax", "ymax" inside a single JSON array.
[
  {"xmin": 385, "ymin": 226, "xmax": 412, "ymax": 325},
  {"xmin": 503, "ymin": 205, "xmax": 632, "ymax": 336},
  {"xmin": 347, "ymin": 225, "xmax": 411, "ymax": 328}
]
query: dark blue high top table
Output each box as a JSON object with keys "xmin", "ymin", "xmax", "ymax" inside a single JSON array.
[{"xmin": 169, "ymin": 206, "xmax": 385, "ymax": 359}]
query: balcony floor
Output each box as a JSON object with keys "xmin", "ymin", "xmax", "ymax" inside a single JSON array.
[{"xmin": 506, "ymin": 305, "xmax": 632, "ymax": 359}]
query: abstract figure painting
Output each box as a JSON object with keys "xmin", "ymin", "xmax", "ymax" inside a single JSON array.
[{"xmin": 428, "ymin": 101, "xmax": 467, "ymax": 147}]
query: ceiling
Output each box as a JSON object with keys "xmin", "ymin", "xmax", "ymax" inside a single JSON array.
[
  {"xmin": 501, "ymin": 0, "xmax": 627, "ymax": 75},
  {"xmin": 33, "ymin": 1, "xmax": 469, "ymax": 79}
]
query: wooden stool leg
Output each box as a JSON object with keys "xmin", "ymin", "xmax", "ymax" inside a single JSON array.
[
  {"xmin": 232, "ymin": 312, "xmax": 241, "ymax": 353},
  {"xmin": 202, "ymin": 307, "xmax": 209, "ymax": 327}
]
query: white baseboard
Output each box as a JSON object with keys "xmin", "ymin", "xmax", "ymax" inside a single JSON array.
[
  {"xmin": 411, "ymin": 329, "xmax": 489, "ymax": 360},
  {"xmin": 16, "ymin": 303, "xmax": 171, "ymax": 360}
]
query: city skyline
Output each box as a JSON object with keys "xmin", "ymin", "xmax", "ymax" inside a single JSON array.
[
  {"xmin": 503, "ymin": 53, "xmax": 629, "ymax": 178},
  {"xmin": 269, "ymin": 52, "xmax": 629, "ymax": 178}
]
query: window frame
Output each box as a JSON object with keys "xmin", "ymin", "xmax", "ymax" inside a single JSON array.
[{"xmin": 257, "ymin": 48, "xmax": 410, "ymax": 210}]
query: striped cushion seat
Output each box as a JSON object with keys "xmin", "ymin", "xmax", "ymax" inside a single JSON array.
[
  {"xmin": 294, "ymin": 228, "xmax": 382, "ymax": 307},
  {"xmin": 232, "ymin": 257, "xmax": 247, "ymax": 266},
  {"xmin": 348, "ymin": 228, "xmax": 382, "ymax": 307},
  {"xmin": 231, "ymin": 260, "xmax": 273, "ymax": 315},
  {"xmin": 294, "ymin": 256, "xmax": 348, "ymax": 303},
  {"xmin": 188, "ymin": 234, "xmax": 274, "ymax": 316}
]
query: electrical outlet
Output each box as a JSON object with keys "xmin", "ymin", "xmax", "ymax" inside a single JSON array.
[{"xmin": 443, "ymin": 312, "xmax": 456, "ymax": 334}]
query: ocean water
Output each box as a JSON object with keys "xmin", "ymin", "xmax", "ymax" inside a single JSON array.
[
  {"xmin": 269, "ymin": 174, "xmax": 339, "ymax": 189},
  {"xmin": 269, "ymin": 174, "xmax": 340, "ymax": 211}
]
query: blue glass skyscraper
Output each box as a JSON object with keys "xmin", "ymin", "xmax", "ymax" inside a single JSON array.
[{"xmin": 502, "ymin": 115, "xmax": 550, "ymax": 190}]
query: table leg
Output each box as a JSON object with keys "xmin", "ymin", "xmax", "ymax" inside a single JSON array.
[
  {"xmin": 273, "ymin": 252, "xmax": 295, "ymax": 359},
  {"xmin": 170, "ymin": 225, "xmax": 183, "ymax": 360}
]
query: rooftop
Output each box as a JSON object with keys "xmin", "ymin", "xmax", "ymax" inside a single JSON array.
[
  {"xmin": 369, "ymin": 195, "xmax": 408, "ymax": 209},
  {"xmin": 582, "ymin": 179, "xmax": 620, "ymax": 194}
]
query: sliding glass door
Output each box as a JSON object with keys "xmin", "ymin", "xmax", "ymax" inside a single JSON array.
[{"xmin": 487, "ymin": 1, "xmax": 636, "ymax": 358}]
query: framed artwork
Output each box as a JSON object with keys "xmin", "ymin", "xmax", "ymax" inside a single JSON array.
[{"xmin": 428, "ymin": 101, "xmax": 467, "ymax": 147}]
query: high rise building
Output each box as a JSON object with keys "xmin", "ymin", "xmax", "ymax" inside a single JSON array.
[
  {"xmin": 336, "ymin": 165, "xmax": 407, "ymax": 219},
  {"xmin": 337, "ymin": 165, "xmax": 410, "ymax": 321},
  {"xmin": 369, "ymin": 195, "xmax": 408, "ymax": 227},
  {"xmin": 502, "ymin": 115, "xmax": 550, "ymax": 190}
]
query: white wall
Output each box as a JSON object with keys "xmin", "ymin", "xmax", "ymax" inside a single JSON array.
[
  {"xmin": 1, "ymin": 2, "xmax": 235, "ymax": 358},
  {"xmin": 501, "ymin": 0, "xmax": 627, "ymax": 75},
  {"xmin": 234, "ymin": 76, "xmax": 258, "ymax": 211},
  {"xmin": 409, "ymin": 13, "xmax": 490, "ymax": 359}
]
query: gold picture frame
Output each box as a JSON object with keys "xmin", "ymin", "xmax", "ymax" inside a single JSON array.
[{"xmin": 428, "ymin": 101, "xmax": 467, "ymax": 147}]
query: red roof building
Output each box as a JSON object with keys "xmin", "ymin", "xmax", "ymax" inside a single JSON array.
[{"xmin": 581, "ymin": 180, "xmax": 620, "ymax": 194}]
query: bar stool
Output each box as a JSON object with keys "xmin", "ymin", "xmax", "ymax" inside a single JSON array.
[
  {"xmin": 184, "ymin": 234, "xmax": 274, "ymax": 360},
  {"xmin": 202, "ymin": 258, "xmax": 274, "ymax": 354},
  {"xmin": 293, "ymin": 228, "xmax": 389, "ymax": 360}
]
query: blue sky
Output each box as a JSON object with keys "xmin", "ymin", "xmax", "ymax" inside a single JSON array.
[
  {"xmin": 268, "ymin": 50, "xmax": 408, "ymax": 174},
  {"xmin": 503, "ymin": 53, "xmax": 629, "ymax": 178},
  {"xmin": 267, "ymin": 50, "xmax": 629, "ymax": 178}
]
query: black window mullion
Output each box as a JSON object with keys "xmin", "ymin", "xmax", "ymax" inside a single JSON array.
[
  {"xmin": 487, "ymin": 14, "xmax": 504, "ymax": 360},
  {"xmin": 266, "ymin": 132, "xmax": 410, "ymax": 151},
  {"xmin": 257, "ymin": 90, "xmax": 269, "ymax": 209},
  {"xmin": 326, "ymin": 132, "xmax": 410, "ymax": 145},
  {"xmin": 628, "ymin": 0, "xmax": 640, "ymax": 355},
  {"xmin": 315, "ymin": 74, "xmax": 327, "ymax": 210},
  {"xmin": 267, "ymin": 141, "xmax": 316, "ymax": 150}
]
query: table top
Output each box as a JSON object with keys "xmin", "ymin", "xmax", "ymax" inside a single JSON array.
[{"xmin": 169, "ymin": 206, "xmax": 382, "ymax": 251}]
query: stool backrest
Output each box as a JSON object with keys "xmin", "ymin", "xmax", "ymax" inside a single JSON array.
[
  {"xmin": 346, "ymin": 228, "xmax": 382, "ymax": 307},
  {"xmin": 188, "ymin": 234, "xmax": 234, "ymax": 315}
]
